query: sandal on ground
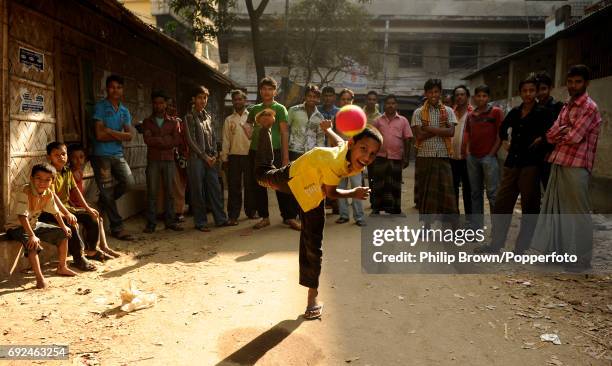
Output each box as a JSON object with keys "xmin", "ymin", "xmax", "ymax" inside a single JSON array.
[
  {"xmin": 86, "ymin": 250, "xmax": 113, "ymax": 262},
  {"xmin": 253, "ymin": 219, "xmax": 270, "ymax": 230},
  {"xmin": 72, "ymin": 258, "xmax": 97, "ymax": 271},
  {"xmin": 284, "ymin": 219, "xmax": 302, "ymax": 231},
  {"xmin": 304, "ymin": 304, "xmax": 324, "ymax": 320},
  {"xmin": 196, "ymin": 226, "xmax": 211, "ymax": 232}
]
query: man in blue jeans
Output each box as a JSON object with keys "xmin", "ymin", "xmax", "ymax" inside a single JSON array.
[
  {"xmin": 142, "ymin": 90, "xmax": 184, "ymax": 233},
  {"xmin": 91, "ymin": 74, "xmax": 135, "ymax": 241},
  {"xmin": 184, "ymin": 86, "xmax": 230, "ymax": 231},
  {"xmin": 463, "ymin": 85, "xmax": 503, "ymax": 230}
]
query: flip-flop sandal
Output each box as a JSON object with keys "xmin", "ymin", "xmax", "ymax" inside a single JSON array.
[
  {"xmin": 86, "ymin": 251, "xmax": 113, "ymax": 262},
  {"xmin": 72, "ymin": 259, "xmax": 97, "ymax": 272},
  {"xmin": 304, "ymin": 304, "xmax": 324, "ymax": 320}
]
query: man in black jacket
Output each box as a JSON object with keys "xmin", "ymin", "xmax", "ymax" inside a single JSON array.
[
  {"xmin": 475, "ymin": 76, "xmax": 554, "ymax": 255},
  {"xmin": 535, "ymin": 72, "xmax": 564, "ymax": 189}
]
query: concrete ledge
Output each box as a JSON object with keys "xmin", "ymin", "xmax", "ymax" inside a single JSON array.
[
  {"xmin": 0, "ymin": 234, "xmax": 58, "ymax": 280},
  {"xmin": 1, "ymin": 185, "xmax": 145, "ymax": 280},
  {"xmin": 115, "ymin": 184, "xmax": 146, "ymax": 221}
]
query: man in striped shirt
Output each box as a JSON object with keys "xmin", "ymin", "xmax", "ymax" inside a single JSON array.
[
  {"xmin": 221, "ymin": 89, "xmax": 254, "ymax": 226},
  {"xmin": 532, "ymin": 65, "xmax": 603, "ymax": 272}
]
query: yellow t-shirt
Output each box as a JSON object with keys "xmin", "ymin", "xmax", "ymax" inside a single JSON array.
[
  {"xmin": 288, "ymin": 142, "xmax": 361, "ymax": 212},
  {"xmin": 50, "ymin": 166, "xmax": 78, "ymax": 212}
]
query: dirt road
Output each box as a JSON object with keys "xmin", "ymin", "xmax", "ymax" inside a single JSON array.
[{"xmin": 1, "ymin": 166, "xmax": 610, "ymax": 365}]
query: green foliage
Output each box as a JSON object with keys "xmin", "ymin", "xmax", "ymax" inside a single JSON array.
[
  {"xmin": 281, "ymin": 0, "xmax": 375, "ymax": 85},
  {"xmin": 170, "ymin": 0, "xmax": 237, "ymax": 41},
  {"xmin": 161, "ymin": 20, "xmax": 178, "ymax": 36}
]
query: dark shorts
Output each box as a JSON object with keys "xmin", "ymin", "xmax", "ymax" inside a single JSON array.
[{"xmin": 6, "ymin": 222, "xmax": 67, "ymax": 257}]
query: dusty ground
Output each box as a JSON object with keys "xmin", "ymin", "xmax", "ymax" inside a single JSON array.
[{"xmin": 1, "ymin": 165, "xmax": 611, "ymax": 366}]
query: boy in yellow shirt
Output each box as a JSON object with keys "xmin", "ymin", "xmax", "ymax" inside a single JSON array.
[{"xmin": 255, "ymin": 109, "xmax": 382, "ymax": 319}]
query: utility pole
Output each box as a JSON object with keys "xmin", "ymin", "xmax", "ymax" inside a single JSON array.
[{"xmin": 382, "ymin": 19, "xmax": 389, "ymax": 93}]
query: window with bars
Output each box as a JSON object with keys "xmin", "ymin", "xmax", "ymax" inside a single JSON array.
[
  {"xmin": 449, "ymin": 42, "xmax": 479, "ymax": 69},
  {"xmin": 398, "ymin": 42, "xmax": 423, "ymax": 69}
]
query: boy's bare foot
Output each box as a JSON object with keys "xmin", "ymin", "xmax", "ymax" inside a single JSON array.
[
  {"xmin": 56, "ymin": 266, "xmax": 77, "ymax": 277},
  {"xmin": 101, "ymin": 247, "xmax": 121, "ymax": 258},
  {"xmin": 35, "ymin": 279, "xmax": 48, "ymax": 289}
]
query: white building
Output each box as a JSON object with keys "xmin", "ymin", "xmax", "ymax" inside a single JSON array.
[{"xmin": 226, "ymin": 0, "xmax": 594, "ymax": 109}]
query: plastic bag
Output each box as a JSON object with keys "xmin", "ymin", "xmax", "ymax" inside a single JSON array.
[
  {"xmin": 120, "ymin": 281, "xmax": 157, "ymax": 313},
  {"xmin": 540, "ymin": 333, "xmax": 561, "ymax": 345}
]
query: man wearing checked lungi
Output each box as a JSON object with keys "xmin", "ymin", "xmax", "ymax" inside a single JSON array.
[
  {"xmin": 411, "ymin": 79, "xmax": 459, "ymax": 225},
  {"xmin": 531, "ymin": 64, "xmax": 602, "ymax": 272}
]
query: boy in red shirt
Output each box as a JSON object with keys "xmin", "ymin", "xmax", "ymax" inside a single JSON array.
[
  {"xmin": 68, "ymin": 144, "xmax": 121, "ymax": 258},
  {"xmin": 464, "ymin": 85, "xmax": 503, "ymax": 230}
]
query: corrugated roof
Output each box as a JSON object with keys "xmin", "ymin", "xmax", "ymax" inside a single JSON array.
[{"xmin": 462, "ymin": 3, "xmax": 612, "ymax": 80}]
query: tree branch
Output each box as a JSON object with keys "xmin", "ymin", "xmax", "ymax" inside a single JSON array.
[{"xmin": 254, "ymin": 0, "xmax": 270, "ymax": 19}]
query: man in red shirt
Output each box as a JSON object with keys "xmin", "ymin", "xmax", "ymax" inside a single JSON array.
[
  {"xmin": 532, "ymin": 65, "xmax": 602, "ymax": 272},
  {"xmin": 142, "ymin": 90, "xmax": 184, "ymax": 233},
  {"xmin": 464, "ymin": 85, "xmax": 503, "ymax": 230}
]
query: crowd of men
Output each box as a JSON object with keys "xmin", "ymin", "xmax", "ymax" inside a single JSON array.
[
  {"xmin": 103, "ymin": 64, "xmax": 604, "ymax": 272},
  {"xmin": 5, "ymin": 63, "xmax": 602, "ymax": 289}
]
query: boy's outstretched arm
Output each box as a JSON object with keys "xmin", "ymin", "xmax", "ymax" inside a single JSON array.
[
  {"xmin": 320, "ymin": 120, "xmax": 343, "ymax": 147},
  {"xmin": 323, "ymin": 184, "xmax": 370, "ymax": 200}
]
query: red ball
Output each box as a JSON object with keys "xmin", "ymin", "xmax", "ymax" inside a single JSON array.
[{"xmin": 335, "ymin": 105, "xmax": 367, "ymax": 137}]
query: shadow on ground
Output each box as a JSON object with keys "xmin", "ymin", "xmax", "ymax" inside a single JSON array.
[{"xmin": 215, "ymin": 316, "xmax": 326, "ymax": 366}]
